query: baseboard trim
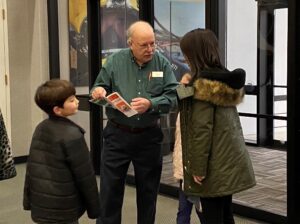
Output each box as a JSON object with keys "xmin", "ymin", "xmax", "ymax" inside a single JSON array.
[{"xmin": 14, "ymin": 156, "xmax": 28, "ymax": 164}]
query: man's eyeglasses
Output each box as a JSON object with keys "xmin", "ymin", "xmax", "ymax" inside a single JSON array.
[{"xmin": 133, "ymin": 41, "xmax": 157, "ymax": 50}]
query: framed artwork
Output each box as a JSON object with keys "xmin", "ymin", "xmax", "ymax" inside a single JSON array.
[
  {"xmin": 154, "ymin": 0, "xmax": 205, "ymax": 81},
  {"xmin": 68, "ymin": 0, "xmax": 138, "ymax": 87}
]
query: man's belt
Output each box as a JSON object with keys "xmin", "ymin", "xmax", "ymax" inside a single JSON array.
[{"xmin": 109, "ymin": 120, "xmax": 157, "ymax": 133}]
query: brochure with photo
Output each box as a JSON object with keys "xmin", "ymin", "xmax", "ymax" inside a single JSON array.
[{"xmin": 89, "ymin": 92, "xmax": 138, "ymax": 117}]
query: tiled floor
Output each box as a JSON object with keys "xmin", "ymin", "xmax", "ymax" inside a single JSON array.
[
  {"xmin": 0, "ymin": 142, "xmax": 285, "ymax": 223},
  {"xmin": 129, "ymin": 145, "xmax": 287, "ymax": 217},
  {"xmin": 0, "ymin": 164, "xmax": 266, "ymax": 224},
  {"xmin": 233, "ymin": 146, "xmax": 286, "ymax": 216}
]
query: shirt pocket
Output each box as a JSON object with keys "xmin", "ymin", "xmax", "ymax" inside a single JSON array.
[{"xmin": 146, "ymin": 77, "xmax": 163, "ymax": 96}]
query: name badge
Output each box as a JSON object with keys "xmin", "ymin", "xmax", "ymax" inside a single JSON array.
[
  {"xmin": 176, "ymin": 84, "xmax": 194, "ymax": 99},
  {"xmin": 151, "ymin": 71, "xmax": 163, "ymax": 77}
]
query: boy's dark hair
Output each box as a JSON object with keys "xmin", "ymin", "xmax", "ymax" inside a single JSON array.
[
  {"xmin": 180, "ymin": 28, "xmax": 223, "ymax": 79},
  {"xmin": 34, "ymin": 79, "xmax": 76, "ymax": 115}
]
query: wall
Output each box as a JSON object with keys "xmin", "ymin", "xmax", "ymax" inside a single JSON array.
[
  {"xmin": 0, "ymin": 0, "xmax": 11, "ymax": 137},
  {"xmin": 6, "ymin": 0, "xmax": 90, "ymax": 157},
  {"xmin": 57, "ymin": 0, "xmax": 91, "ymax": 148},
  {"xmin": 58, "ymin": 0, "xmax": 69, "ymax": 80},
  {"xmin": 7, "ymin": 0, "xmax": 49, "ymax": 157}
]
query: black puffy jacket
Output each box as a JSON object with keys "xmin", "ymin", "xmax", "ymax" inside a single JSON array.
[{"xmin": 23, "ymin": 115, "xmax": 100, "ymax": 223}]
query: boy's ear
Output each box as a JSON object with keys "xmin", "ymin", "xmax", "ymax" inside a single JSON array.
[{"xmin": 53, "ymin": 106, "xmax": 62, "ymax": 116}]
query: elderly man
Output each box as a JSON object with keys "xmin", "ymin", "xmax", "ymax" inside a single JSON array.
[{"xmin": 91, "ymin": 21, "xmax": 178, "ymax": 224}]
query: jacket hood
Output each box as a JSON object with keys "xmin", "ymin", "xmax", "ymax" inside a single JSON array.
[{"xmin": 193, "ymin": 68, "xmax": 245, "ymax": 107}]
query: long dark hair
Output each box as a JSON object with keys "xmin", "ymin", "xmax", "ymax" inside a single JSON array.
[{"xmin": 180, "ymin": 28, "xmax": 223, "ymax": 80}]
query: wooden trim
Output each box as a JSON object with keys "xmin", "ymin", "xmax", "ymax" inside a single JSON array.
[{"xmin": 47, "ymin": 0, "xmax": 60, "ymax": 79}]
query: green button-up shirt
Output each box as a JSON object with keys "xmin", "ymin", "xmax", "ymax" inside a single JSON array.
[{"xmin": 91, "ymin": 49, "xmax": 178, "ymax": 128}]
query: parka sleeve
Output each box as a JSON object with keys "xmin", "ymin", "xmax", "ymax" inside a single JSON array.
[
  {"xmin": 188, "ymin": 100, "xmax": 214, "ymax": 177},
  {"xmin": 63, "ymin": 137, "xmax": 100, "ymax": 219}
]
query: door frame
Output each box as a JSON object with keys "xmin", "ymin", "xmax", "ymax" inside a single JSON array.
[{"xmin": 0, "ymin": 0, "xmax": 11, "ymax": 138}]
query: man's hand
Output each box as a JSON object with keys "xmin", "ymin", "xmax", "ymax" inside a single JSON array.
[
  {"xmin": 91, "ymin": 87, "xmax": 107, "ymax": 100},
  {"xmin": 131, "ymin": 97, "xmax": 151, "ymax": 114},
  {"xmin": 193, "ymin": 175, "xmax": 205, "ymax": 185}
]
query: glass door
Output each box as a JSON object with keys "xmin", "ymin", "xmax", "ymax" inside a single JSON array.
[
  {"xmin": 153, "ymin": 0, "xmax": 206, "ymax": 192},
  {"xmin": 155, "ymin": 0, "xmax": 205, "ymax": 81},
  {"xmin": 226, "ymin": 0, "xmax": 287, "ymax": 222}
]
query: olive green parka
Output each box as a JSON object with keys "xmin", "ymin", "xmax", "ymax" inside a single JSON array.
[{"xmin": 179, "ymin": 68, "xmax": 256, "ymax": 197}]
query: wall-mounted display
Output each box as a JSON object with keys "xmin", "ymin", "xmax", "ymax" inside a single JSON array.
[
  {"xmin": 154, "ymin": 0, "xmax": 205, "ymax": 81},
  {"xmin": 68, "ymin": 0, "xmax": 138, "ymax": 87}
]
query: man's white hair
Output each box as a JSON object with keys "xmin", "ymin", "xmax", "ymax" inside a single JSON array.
[{"xmin": 126, "ymin": 21, "xmax": 153, "ymax": 45}]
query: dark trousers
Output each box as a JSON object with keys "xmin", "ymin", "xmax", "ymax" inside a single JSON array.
[
  {"xmin": 97, "ymin": 122, "xmax": 163, "ymax": 224},
  {"xmin": 177, "ymin": 181, "xmax": 204, "ymax": 224},
  {"xmin": 200, "ymin": 195, "xmax": 235, "ymax": 224}
]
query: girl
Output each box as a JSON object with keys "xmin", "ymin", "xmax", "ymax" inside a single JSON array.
[{"xmin": 178, "ymin": 28, "xmax": 256, "ymax": 224}]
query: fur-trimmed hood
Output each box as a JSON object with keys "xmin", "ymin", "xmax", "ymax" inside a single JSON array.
[{"xmin": 193, "ymin": 68, "xmax": 245, "ymax": 107}]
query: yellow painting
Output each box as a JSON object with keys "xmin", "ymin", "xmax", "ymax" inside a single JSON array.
[{"xmin": 69, "ymin": 0, "xmax": 139, "ymax": 86}]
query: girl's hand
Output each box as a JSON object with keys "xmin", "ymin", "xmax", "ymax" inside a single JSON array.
[{"xmin": 193, "ymin": 175, "xmax": 205, "ymax": 185}]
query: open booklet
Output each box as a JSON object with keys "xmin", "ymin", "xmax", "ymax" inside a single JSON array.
[{"xmin": 89, "ymin": 92, "xmax": 138, "ymax": 117}]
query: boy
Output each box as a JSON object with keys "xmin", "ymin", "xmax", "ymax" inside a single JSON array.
[{"xmin": 23, "ymin": 79, "xmax": 100, "ymax": 224}]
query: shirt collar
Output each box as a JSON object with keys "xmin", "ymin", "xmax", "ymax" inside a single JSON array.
[{"xmin": 129, "ymin": 49, "xmax": 147, "ymax": 68}]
